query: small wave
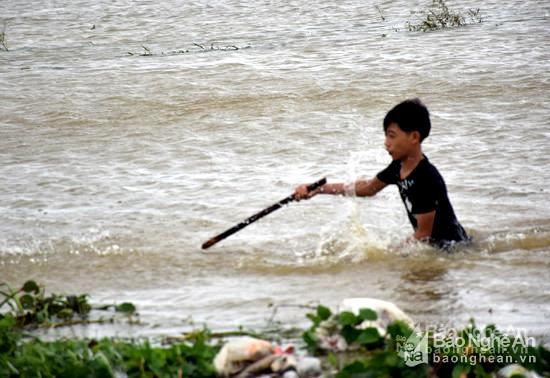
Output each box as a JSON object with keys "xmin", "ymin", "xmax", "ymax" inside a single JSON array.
[
  {"xmin": 0, "ymin": 229, "xmax": 134, "ymax": 260},
  {"xmin": 475, "ymin": 227, "xmax": 550, "ymax": 254}
]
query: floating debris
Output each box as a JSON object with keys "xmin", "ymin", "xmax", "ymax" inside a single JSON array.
[{"xmin": 407, "ymin": 0, "xmax": 482, "ymax": 32}]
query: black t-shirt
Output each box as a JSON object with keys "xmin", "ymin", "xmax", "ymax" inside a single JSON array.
[{"xmin": 376, "ymin": 156, "xmax": 469, "ymax": 249}]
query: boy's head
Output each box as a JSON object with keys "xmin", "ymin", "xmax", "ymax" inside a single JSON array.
[{"xmin": 383, "ymin": 98, "xmax": 431, "ymax": 142}]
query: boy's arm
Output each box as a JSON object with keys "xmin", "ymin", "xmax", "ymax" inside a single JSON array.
[
  {"xmin": 412, "ymin": 211, "xmax": 435, "ymax": 241},
  {"xmin": 294, "ymin": 177, "xmax": 387, "ymax": 200},
  {"xmin": 355, "ymin": 177, "xmax": 387, "ymax": 197}
]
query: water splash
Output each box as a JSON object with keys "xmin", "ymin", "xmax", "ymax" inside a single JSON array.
[{"xmin": 314, "ymin": 206, "xmax": 390, "ymax": 263}]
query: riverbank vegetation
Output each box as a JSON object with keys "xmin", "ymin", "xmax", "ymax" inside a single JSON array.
[{"xmin": 1, "ymin": 281, "xmax": 549, "ymax": 377}]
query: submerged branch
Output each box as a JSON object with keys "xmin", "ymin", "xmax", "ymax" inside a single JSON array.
[{"xmin": 127, "ymin": 42, "xmax": 247, "ymax": 57}]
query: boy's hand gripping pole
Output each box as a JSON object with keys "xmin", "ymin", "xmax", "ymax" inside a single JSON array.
[{"xmin": 201, "ymin": 177, "xmax": 326, "ymax": 250}]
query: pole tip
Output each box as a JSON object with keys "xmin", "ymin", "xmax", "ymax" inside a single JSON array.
[{"xmin": 201, "ymin": 239, "xmax": 215, "ymax": 250}]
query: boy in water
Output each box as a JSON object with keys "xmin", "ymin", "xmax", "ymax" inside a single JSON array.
[{"xmin": 294, "ymin": 99, "xmax": 469, "ymax": 250}]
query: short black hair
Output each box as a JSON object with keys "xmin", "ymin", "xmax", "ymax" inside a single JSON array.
[{"xmin": 383, "ymin": 98, "xmax": 431, "ymax": 141}]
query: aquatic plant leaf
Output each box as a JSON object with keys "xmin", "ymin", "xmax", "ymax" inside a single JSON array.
[
  {"xmin": 358, "ymin": 308, "xmax": 377, "ymax": 321},
  {"xmin": 57, "ymin": 308, "xmax": 74, "ymax": 319},
  {"xmin": 90, "ymin": 351, "xmax": 115, "ymax": 378},
  {"xmin": 341, "ymin": 325, "xmax": 361, "ymax": 344},
  {"xmin": 317, "ymin": 305, "xmax": 332, "ymax": 321},
  {"xmin": 338, "ymin": 311, "xmax": 359, "ymax": 326},
  {"xmin": 115, "ymin": 302, "xmax": 136, "ymax": 314},
  {"xmin": 22, "ymin": 280, "xmax": 39, "ymax": 294},
  {"xmin": 306, "ymin": 312, "xmax": 320, "ymax": 325},
  {"xmin": 306, "ymin": 306, "xmax": 331, "ymax": 327},
  {"xmin": 335, "ymin": 360, "xmax": 367, "ymax": 378},
  {"xmin": 386, "ymin": 321, "xmax": 413, "ymax": 340},
  {"xmin": 0, "ymin": 313, "xmax": 16, "ymax": 329},
  {"xmin": 36, "ymin": 310, "xmax": 48, "ymax": 324},
  {"xmin": 357, "ymin": 327, "xmax": 380, "ymax": 346},
  {"xmin": 302, "ymin": 329, "xmax": 318, "ymax": 353},
  {"xmin": 79, "ymin": 302, "xmax": 92, "ymax": 316},
  {"xmin": 19, "ymin": 294, "xmax": 34, "ymax": 309}
]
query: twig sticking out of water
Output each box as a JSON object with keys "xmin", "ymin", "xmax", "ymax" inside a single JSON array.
[
  {"xmin": 406, "ymin": 0, "xmax": 482, "ymax": 32},
  {"xmin": 1, "ymin": 22, "xmax": 8, "ymax": 52},
  {"xmin": 141, "ymin": 45, "xmax": 152, "ymax": 56},
  {"xmin": 126, "ymin": 45, "xmax": 153, "ymax": 56},
  {"xmin": 375, "ymin": 5, "xmax": 386, "ymax": 22}
]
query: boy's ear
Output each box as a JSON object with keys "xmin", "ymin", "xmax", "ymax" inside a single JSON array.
[{"xmin": 410, "ymin": 130, "xmax": 421, "ymax": 143}]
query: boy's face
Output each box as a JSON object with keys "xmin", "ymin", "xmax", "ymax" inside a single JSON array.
[{"xmin": 384, "ymin": 123, "xmax": 419, "ymax": 161}]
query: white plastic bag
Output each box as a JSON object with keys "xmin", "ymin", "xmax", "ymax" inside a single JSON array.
[{"xmin": 214, "ymin": 337, "xmax": 274, "ymax": 376}]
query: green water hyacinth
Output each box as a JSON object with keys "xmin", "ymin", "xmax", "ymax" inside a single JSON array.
[
  {"xmin": 302, "ymin": 305, "xmax": 550, "ymax": 377},
  {"xmin": 0, "ymin": 280, "xmax": 91, "ymax": 328},
  {"xmin": 0, "ymin": 280, "xmax": 137, "ymax": 329}
]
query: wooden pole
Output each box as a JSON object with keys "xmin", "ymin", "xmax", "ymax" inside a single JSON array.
[{"xmin": 201, "ymin": 178, "xmax": 326, "ymax": 249}]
